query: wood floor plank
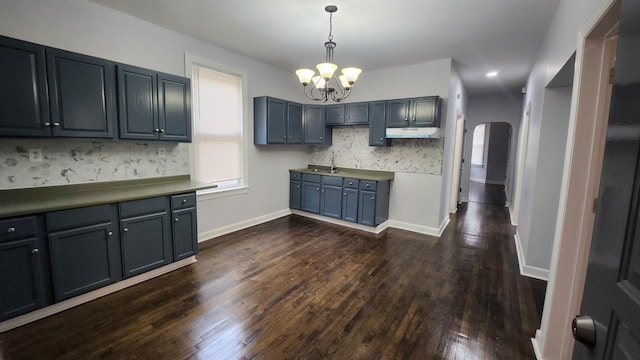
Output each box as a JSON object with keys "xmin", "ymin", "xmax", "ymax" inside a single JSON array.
[{"xmin": 0, "ymin": 197, "xmax": 543, "ymax": 359}]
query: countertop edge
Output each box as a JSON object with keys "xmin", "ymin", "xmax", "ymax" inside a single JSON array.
[
  {"xmin": 289, "ymin": 165, "xmax": 395, "ymax": 181},
  {"xmin": 0, "ymin": 176, "xmax": 218, "ymax": 218}
]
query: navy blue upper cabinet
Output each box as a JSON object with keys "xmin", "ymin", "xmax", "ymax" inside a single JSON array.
[
  {"xmin": 254, "ymin": 96, "xmax": 286, "ymax": 144},
  {"xmin": 0, "ymin": 36, "xmax": 50, "ymax": 137},
  {"xmin": 325, "ymin": 102, "xmax": 368, "ymax": 125},
  {"xmin": 118, "ymin": 65, "xmax": 192, "ymax": 142},
  {"xmin": 368, "ymin": 101, "xmax": 389, "ymax": 147},
  {"xmin": 386, "ymin": 96, "xmax": 441, "ymax": 128},
  {"xmin": 304, "ymin": 104, "xmax": 331, "ymax": 144},
  {"xmin": 287, "ymin": 102, "xmax": 303, "ymax": 144},
  {"xmin": 47, "ymin": 49, "xmax": 117, "ymax": 138},
  {"xmin": 158, "ymin": 73, "xmax": 191, "ymax": 142}
]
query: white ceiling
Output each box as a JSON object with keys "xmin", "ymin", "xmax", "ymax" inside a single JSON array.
[{"xmin": 90, "ymin": 0, "xmax": 561, "ymax": 94}]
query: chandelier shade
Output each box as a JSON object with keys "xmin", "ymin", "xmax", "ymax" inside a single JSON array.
[{"xmin": 295, "ymin": 5, "xmax": 361, "ymax": 102}]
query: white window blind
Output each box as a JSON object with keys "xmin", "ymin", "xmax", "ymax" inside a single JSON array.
[
  {"xmin": 471, "ymin": 123, "xmax": 486, "ymax": 166},
  {"xmin": 191, "ymin": 65, "xmax": 243, "ymax": 189}
]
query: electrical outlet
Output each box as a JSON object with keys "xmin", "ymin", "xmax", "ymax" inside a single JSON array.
[
  {"xmin": 158, "ymin": 148, "xmax": 166, "ymax": 158},
  {"xmin": 362, "ymin": 150, "xmax": 367, "ymax": 157},
  {"xmin": 28, "ymin": 148, "xmax": 43, "ymax": 163}
]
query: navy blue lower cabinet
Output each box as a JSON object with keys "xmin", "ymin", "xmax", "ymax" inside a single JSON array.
[
  {"xmin": 320, "ymin": 184, "xmax": 343, "ymax": 219},
  {"xmin": 46, "ymin": 204, "xmax": 122, "ymax": 302},
  {"xmin": 290, "ymin": 180, "xmax": 301, "ymax": 210},
  {"xmin": 119, "ymin": 197, "xmax": 172, "ymax": 278},
  {"xmin": 358, "ymin": 190, "xmax": 377, "ymax": 226},
  {"xmin": 171, "ymin": 192, "xmax": 198, "ymax": 261},
  {"xmin": 302, "ymin": 181, "xmax": 321, "ymax": 213},
  {"xmin": 342, "ymin": 187, "xmax": 359, "ymax": 223}
]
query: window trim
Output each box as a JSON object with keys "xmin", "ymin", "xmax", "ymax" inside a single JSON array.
[
  {"xmin": 185, "ymin": 53, "xmax": 249, "ymax": 197},
  {"xmin": 471, "ymin": 123, "xmax": 489, "ymax": 167}
]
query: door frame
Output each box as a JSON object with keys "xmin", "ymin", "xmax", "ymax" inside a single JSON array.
[
  {"xmin": 449, "ymin": 111, "xmax": 465, "ymax": 213},
  {"xmin": 532, "ymin": 0, "xmax": 620, "ymax": 358}
]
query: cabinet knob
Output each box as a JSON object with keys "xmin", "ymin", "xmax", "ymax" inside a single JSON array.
[
  {"xmin": 297, "ymin": 186, "xmax": 300, "ymax": 189},
  {"xmin": 154, "ymin": 128, "xmax": 160, "ymax": 133},
  {"xmin": 320, "ymin": 137, "xmax": 323, "ymax": 140},
  {"xmin": 43, "ymin": 122, "xmax": 51, "ymax": 127},
  {"xmin": 321, "ymin": 189, "xmax": 325, "ymax": 193},
  {"xmin": 371, "ymin": 197, "xmax": 375, "ymax": 200},
  {"xmin": 123, "ymin": 228, "xmax": 129, "ymax": 232},
  {"xmin": 175, "ymin": 218, "xmax": 179, "ymax": 222},
  {"xmin": 182, "ymin": 199, "xmax": 187, "ymax": 203},
  {"xmin": 344, "ymin": 193, "xmax": 347, "ymax": 196},
  {"xmin": 107, "ymin": 231, "xmax": 113, "ymax": 236},
  {"xmin": 288, "ymin": 136, "xmax": 292, "ymax": 139},
  {"xmin": 405, "ymin": 118, "xmax": 408, "ymax": 121},
  {"xmin": 160, "ymin": 129, "xmax": 165, "ymax": 133},
  {"xmin": 32, "ymin": 248, "xmax": 39, "ymax": 254},
  {"xmin": 52, "ymin": 122, "xmax": 60, "ymax": 127},
  {"xmin": 380, "ymin": 137, "xmax": 383, "ymax": 141},
  {"xmin": 366, "ymin": 184, "xmax": 370, "ymax": 187},
  {"xmin": 7, "ymin": 227, "xmax": 15, "ymax": 233},
  {"xmin": 349, "ymin": 182, "xmax": 353, "ymax": 185},
  {"xmin": 316, "ymin": 188, "xmax": 320, "ymax": 191},
  {"xmin": 284, "ymin": 136, "xmax": 287, "ymax": 139}
]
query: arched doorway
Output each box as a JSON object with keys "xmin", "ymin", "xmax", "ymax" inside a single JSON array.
[{"xmin": 468, "ymin": 122, "xmax": 513, "ymax": 205}]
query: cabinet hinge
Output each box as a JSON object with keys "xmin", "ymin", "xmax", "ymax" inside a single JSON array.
[
  {"xmin": 593, "ymin": 198, "xmax": 598, "ymax": 213},
  {"xmin": 609, "ymin": 67, "xmax": 615, "ymax": 84}
]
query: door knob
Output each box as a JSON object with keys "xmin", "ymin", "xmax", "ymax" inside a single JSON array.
[{"xmin": 572, "ymin": 315, "xmax": 596, "ymax": 347}]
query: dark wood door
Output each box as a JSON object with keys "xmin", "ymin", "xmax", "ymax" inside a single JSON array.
[
  {"xmin": 0, "ymin": 36, "xmax": 51, "ymax": 137},
  {"xmin": 117, "ymin": 64, "xmax": 158, "ymax": 140},
  {"xmin": 46, "ymin": 49, "xmax": 116, "ymax": 138},
  {"xmin": 573, "ymin": 1, "xmax": 640, "ymax": 358},
  {"xmin": 158, "ymin": 73, "xmax": 192, "ymax": 142}
]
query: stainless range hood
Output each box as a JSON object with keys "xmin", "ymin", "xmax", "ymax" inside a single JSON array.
[{"xmin": 386, "ymin": 127, "xmax": 440, "ymax": 139}]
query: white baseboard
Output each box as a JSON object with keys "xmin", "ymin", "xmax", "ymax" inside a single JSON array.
[
  {"xmin": 532, "ymin": 330, "xmax": 544, "ymax": 359},
  {"xmin": 198, "ymin": 209, "xmax": 291, "ymax": 242},
  {"xmin": 484, "ymin": 179, "xmax": 506, "ymax": 185},
  {"xmin": 470, "ymin": 177, "xmax": 486, "ymax": 183},
  {"xmin": 291, "ymin": 210, "xmax": 390, "ymax": 234},
  {"xmin": 461, "ymin": 196, "xmax": 469, "ymax": 202},
  {"xmin": 388, "ymin": 220, "xmax": 441, "ymax": 237},
  {"xmin": 0, "ymin": 256, "xmax": 196, "ymax": 333},
  {"xmin": 508, "ymin": 204, "xmax": 517, "ymax": 226},
  {"xmin": 439, "ymin": 217, "xmax": 451, "ymax": 236},
  {"xmin": 514, "ymin": 232, "xmax": 550, "ymax": 281}
]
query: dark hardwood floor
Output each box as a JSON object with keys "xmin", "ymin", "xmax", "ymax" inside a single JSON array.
[
  {"xmin": 468, "ymin": 180, "xmax": 507, "ymax": 206},
  {"xmin": 0, "ymin": 200, "xmax": 542, "ymax": 359}
]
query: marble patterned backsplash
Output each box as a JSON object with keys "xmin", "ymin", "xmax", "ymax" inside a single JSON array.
[
  {"xmin": 310, "ymin": 127, "xmax": 443, "ymax": 175},
  {"xmin": 0, "ymin": 139, "xmax": 189, "ymax": 189}
]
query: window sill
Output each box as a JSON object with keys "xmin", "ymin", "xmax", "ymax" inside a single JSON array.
[{"xmin": 197, "ymin": 186, "xmax": 249, "ymax": 201}]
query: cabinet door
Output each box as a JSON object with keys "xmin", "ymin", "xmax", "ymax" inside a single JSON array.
[
  {"xmin": 413, "ymin": 97, "xmax": 437, "ymax": 127},
  {"xmin": 368, "ymin": 101, "xmax": 389, "ymax": 146},
  {"xmin": 385, "ymin": 99, "xmax": 411, "ymax": 127},
  {"xmin": 345, "ymin": 102, "xmax": 369, "ymax": 125},
  {"xmin": 320, "ymin": 184, "xmax": 343, "ymax": 219},
  {"xmin": 304, "ymin": 105, "xmax": 328, "ymax": 144},
  {"xmin": 120, "ymin": 212, "xmax": 172, "ymax": 278},
  {"xmin": 287, "ymin": 102, "xmax": 303, "ymax": 144},
  {"xmin": 267, "ymin": 97, "xmax": 287, "ymax": 144},
  {"xmin": 0, "ymin": 238, "xmax": 46, "ymax": 321},
  {"xmin": 301, "ymin": 181, "xmax": 321, "ymax": 213},
  {"xmin": 158, "ymin": 73, "xmax": 192, "ymax": 142},
  {"xmin": 172, "ymin": 208, "xmax": 197, "ymax": 261},
  {"xmin": 325, "ymin": 104, "xmax": 345, "ymax": 125},
  {"xmin": 48, "ymin": 222, "xmax": 121, "ymax": 301},
  {"xmin": 117, "ymin": 65, "xmax": 158, "ymax": 140},
  {"xmin": 290, "ymin": 180, "xmax": 302, "ymax": 210},
  {"xmin": 342, "ymin": 188, "xmax": 359, "ymax": 223},
  {"xmin": 0, "ymin": 36, "xmax": 51, "ymax": 137},
  {"xmin": 358, "ymin": 190, "xmax": 377, "ymax": 226},
  {"xmin": 46, "ymin": 49, "xmax": 116, "ymax": 138}
]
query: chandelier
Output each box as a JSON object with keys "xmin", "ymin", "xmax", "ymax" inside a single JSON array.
[{"xmin": 295, "ymin": 5, "xmax": 362, "ymax": 103}]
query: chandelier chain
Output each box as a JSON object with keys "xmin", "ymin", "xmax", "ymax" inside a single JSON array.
[{"xmin": 328, "ymin": 12, "xmax": 333, "ymax": 41}]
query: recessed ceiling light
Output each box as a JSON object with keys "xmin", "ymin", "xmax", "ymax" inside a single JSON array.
[{"xmin": 486, "ymin": 71, "xmax": 499, "ymax": 77}]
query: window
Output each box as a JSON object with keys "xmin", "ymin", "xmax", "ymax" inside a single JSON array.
[
  {"xmin": 187, "ymin": 55, "xmax": 248, "ymax": 196},
  {"xmin": 471, "ymin": 124, "xmax": 486, "ymax": 166}
]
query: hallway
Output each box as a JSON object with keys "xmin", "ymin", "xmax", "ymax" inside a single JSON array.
[{"xmin": 0, "ymin": 195, "xmax": 543, "ymax": 359}]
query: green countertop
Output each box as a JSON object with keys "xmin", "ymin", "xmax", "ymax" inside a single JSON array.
[
  {"xmin": 0, "ymin": 175, "xmax": 217, "ymax": 218},
  {"xmin": 290, "ymin": 165, "xmax": 394, "ymax": 181}
]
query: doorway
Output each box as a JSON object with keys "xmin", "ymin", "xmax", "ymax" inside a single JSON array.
[{"xmin": 468, "ymin": 122, "xmax": 512, "ymax": 206}]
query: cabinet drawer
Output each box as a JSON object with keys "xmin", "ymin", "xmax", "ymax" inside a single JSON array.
[
  {"xmin": 343, "ymin": 178, "xmax": 359, "ymax": 189},
  {"xmin": 290, "ymin": 171, "xmax": 301, "ymax": 180},
  {"xmin": 321, "ymin": 175, "xmax": 343, "ymax": 186},
  {"xmin": 360, "ymin": 180, "xmax": 377, "ymax": 191},
  {"xmin": 119, "ymin": 196, "xmax": 168, "ymax": 218},
  {"xmin": 171, "ymin": 193, "xmax": 196, "ymax": 210},
  {"xmin": 0, "ymin": 216, "xmax": 38, "ymax": 243},
  {"xmin": 302, "ymin": 173, "xmax": 321, "ymax": 183},
  {"xmin": 46, "ymin": 205, "xmax": 113, "ymax": 232}
]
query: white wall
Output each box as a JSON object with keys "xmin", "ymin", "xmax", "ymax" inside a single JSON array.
[
  {"xmin": 0, "ymin": 0, "xmax": 310, "ymax": 238},
  {"xmin": 461, "ymin": 92, "xmax": 522, "ymax": 201}
]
